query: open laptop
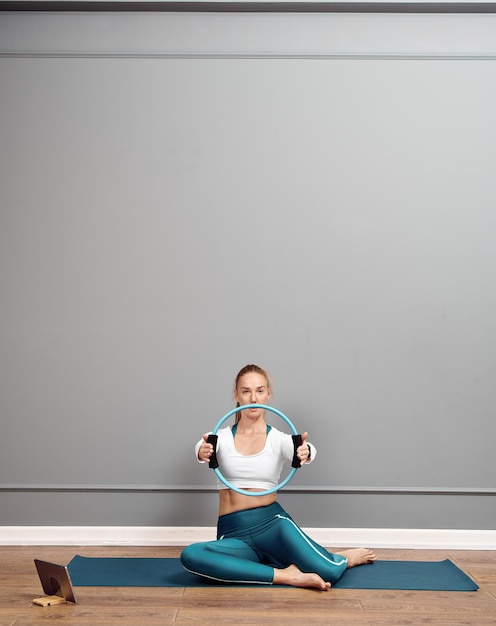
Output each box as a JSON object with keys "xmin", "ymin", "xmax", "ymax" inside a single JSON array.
[{"xmin": 34, "ymin": 559, "xmax": 78, "ymax": 604}]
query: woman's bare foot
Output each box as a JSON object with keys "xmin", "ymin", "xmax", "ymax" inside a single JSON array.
[
  {"xmin": 273, "ymin": 564, "xmax": 331, "ymax": 591},
  {"xmin": 336, "ymin": 548, "xmax": 377, "ymax": 568}
]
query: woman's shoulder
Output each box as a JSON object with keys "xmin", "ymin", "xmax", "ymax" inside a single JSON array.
[
  {"xmin": 266, "ymin": 425, "xmax": 293, "ymax": 444},
  {"xmin": 216, "ymin": 425, "xmax": 235, "ymax": 440},
  {"xmin": 267, "ymin": 425, "xmax": 291, "ymax": 436}
]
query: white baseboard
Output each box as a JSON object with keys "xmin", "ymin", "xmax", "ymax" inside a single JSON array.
[{"xmin": 1, "ymin": 526, "xmax": 496, "ymax": 549}]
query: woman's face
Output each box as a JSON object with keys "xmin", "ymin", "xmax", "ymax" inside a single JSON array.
[{"xmin": 234, "ymin": 372, "xmax": 271, "ymax": 408}]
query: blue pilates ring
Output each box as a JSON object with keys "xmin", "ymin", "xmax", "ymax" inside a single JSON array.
[{"xmin": 210, "ymin": 403, "xmax": 299, "ymax": 497}]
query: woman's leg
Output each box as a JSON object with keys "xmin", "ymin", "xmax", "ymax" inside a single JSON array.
[
  {"xmin": 181, "ymin": 538, "xmax": 331, "ymax": 590},
  {"xmin": 180, "ymin": 538, "xmax": 274, "ymax": 584},
  {"xmin": 256, "ymin": 510, "xmax": 374, "ymax": 584}
]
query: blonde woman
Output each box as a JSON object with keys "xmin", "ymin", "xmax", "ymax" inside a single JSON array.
[{"xmin": 180, "ymin": 364, "xmax": 376, "ymax": 591}]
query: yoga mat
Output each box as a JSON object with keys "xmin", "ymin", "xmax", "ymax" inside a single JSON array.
[{"xmin": 68, "ymin": 556, "xmax": 478, "ymax": 591}]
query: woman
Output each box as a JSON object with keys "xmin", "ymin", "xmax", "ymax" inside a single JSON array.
[{"xmin": 180, "ymin": 364, "xmax": 376, "ymax": 591}]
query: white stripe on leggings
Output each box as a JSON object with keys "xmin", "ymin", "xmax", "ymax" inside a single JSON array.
[{"xmin": 275, "ymin": 514, "xmax": 348, "ymax": 567}]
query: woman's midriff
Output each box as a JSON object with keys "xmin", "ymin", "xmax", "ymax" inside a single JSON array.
[{"xmin": 219, "ymin": 489, "xmax": 277, "ymax": 516}]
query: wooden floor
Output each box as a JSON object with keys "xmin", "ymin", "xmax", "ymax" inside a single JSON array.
[{"xmin": 1, "ymin": 545, "xmax": 495, "ymax": 625}]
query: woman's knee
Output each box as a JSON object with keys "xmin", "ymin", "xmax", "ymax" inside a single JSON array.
[
  {"xmin": 180, "ymin": 542, "xmax": 207, "ymax": 570},
  {"xmin": 181, "ymin": 538, "xmax": 258, "ymax": 571}
]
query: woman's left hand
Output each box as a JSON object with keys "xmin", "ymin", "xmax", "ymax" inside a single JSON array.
[{"xmin": 297, "ymin": 432, "xmax": 311, "ymax": 464}]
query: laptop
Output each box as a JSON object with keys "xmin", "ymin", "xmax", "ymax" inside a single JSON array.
[{"xmin": 34, "ymin": 559, "xmax": 78, "ymax": 604}]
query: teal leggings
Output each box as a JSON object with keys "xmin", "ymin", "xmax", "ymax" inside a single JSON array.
[{"xmin": 180, "ymin": 502, "xmax": 348, "ymax": 585}]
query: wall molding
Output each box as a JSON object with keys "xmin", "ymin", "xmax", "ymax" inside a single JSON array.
[
  {"xmin": 2, "ymin": 484, "xmax": 495, "ymax": 495},
  {"xmin": 2, "ymin": 526, "xmax": 496, "ymax": 549},
  {"xmin": 2, "ymin": 52, "xmax": 496, "ymax": 60}
]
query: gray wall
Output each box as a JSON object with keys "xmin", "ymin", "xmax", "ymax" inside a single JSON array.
[{"xmin": 1, "ymin": 7, "xmax": 495, "ymax": 529}]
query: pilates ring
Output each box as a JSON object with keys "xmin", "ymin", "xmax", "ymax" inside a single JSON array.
[{"xmin": 208, "ymin": 403, "xmax": 301, "ymax": 497}]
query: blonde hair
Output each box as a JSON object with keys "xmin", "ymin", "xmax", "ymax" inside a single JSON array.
[{"xmin": 233, "ymin": 364, "xmax": 272, "ymax": 424}]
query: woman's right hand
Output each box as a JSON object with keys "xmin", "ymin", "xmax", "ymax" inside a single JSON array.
[{"xmin": 198, "ymin": 434, "xmax": 214, "ymax": 463}]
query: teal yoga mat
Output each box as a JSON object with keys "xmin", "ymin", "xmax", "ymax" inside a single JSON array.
[{"xmin": 67, "ymin": 556, "xmax": 478, "ymax": 591}]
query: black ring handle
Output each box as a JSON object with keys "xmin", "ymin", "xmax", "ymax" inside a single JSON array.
[
  {"xmin": 291, "ymin": 434, "xmax": 303, "ymax": 468},
  {"xmin": 207, "ymin": 434, "xmax": 219, "ymax": 469}
]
